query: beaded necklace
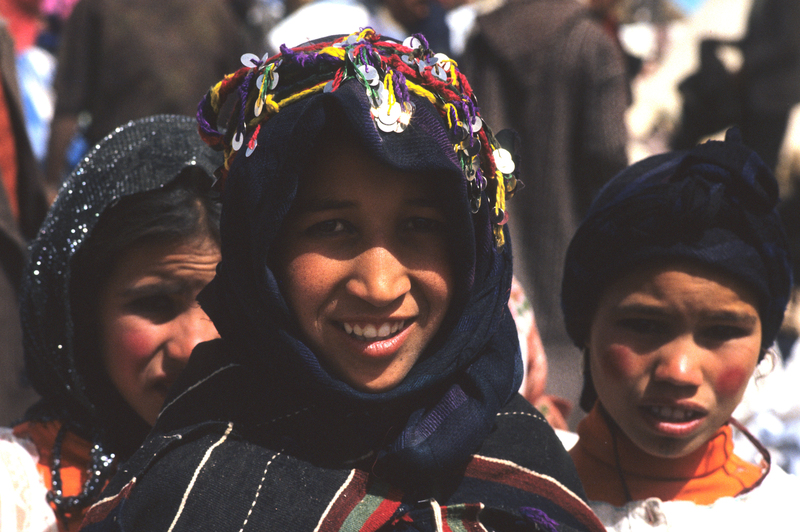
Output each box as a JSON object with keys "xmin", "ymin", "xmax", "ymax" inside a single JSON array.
[{"xmin": 46, "ymin": 424, "xmax": 117, "ymax": 527}]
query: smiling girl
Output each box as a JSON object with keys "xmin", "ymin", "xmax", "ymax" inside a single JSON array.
[
  {"xmin": 562, "ymin": 129, "xmax": 800, "ymax": 528},
  {"xmin": 80, "ymin": 31, "xmax": 605, "ymax": 532}
]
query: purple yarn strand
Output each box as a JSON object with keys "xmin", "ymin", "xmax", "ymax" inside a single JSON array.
[
  {"xmin": 393, "ymin": 70, "xmax": 409, "ymax": 102},
  {"xmin": 196, "ymin": 96, "xmax": 218, "ymax": 138},
  {"xmin": 279, "ymin": 44, "xmax": 342, "ymax": 69},
  {"xmin": 412, "ymin": 33, "xmax": 429, "ymax": 50},
  {"xmin": 238, "ymin": 68, "xmax": 257, "ymax": 132},
  {"xmin": 520, "ymin": 507, "xmax": 559, "ymax": 532}
]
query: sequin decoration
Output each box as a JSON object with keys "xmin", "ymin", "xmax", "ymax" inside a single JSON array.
[{"xmin": 196, "ymin": 29, "xmax": 522, "ymax": 247}]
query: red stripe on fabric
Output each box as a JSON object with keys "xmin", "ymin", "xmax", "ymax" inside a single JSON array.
[
  {"xmin": 359, "ymin": 486, "xmax": 403, "ymax": 532},
  {"xmin": 465, "ymin": 456, "xmax": 605, "ymax": 532},
  {"xmin": 318, "ymin": 470, "xmax": 369, "ymax": 530},
  {"xmin": 80, "ymin": 479, "xmax": 136, "ymax": 526},
  {"xmin": 440, "ymin": 505, "xmax": 455, "ymax": 532}
]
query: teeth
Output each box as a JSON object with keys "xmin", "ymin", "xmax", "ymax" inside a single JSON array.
[
  {"xmin": 363, "ymin": 324, "xmax": 377, "ymax": 338},
  {"xmin": 343, "ymin": 320, "xmax": 406, "ymax": 340},
  {"xmin": 649, "ymin": 406, "xmax": 696, "ymax": 422}
]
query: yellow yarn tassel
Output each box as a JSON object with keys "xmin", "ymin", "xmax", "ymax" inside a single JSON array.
[
  {"xmin": 279, "ymin": 82, "xmax": 326, "ymax": 107},
  {"xmin": 209, "ymin": 78, "xmax": 228, "ymax": 113},
  {"xmin": 443, "ymin": 103, "xmax": 457, "ymax": 129},
  {"xmin": 448, "ymin": 63, "xmax": 459, "ymax": 87},
  {"xmin": 384, "ymin": 72, "xmax": 395, "ymax": 107},
  {"xmin": 406, "ymin": 81, "xmax": 437, "ymax": 106},
  {"xmin": 493, "ymin": 170, "xmax": 506, "ymax": 247},
  {"xmin": 318, "ymin": 46, "xmax": 346, "ymax": 60}
]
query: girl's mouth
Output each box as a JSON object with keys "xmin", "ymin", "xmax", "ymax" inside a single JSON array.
[
  {"xmin": 644, "ymin": 405, "xmax": 704, "ymax": 423},
  {"xmin": 640, "ymin": 404, "xmax": 707, "ymax": 437},
  {"xmin": 342, "ymin": 320, "xmax": 407, "ymax": 341}
]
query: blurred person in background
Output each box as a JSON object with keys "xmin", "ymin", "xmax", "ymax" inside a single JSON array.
[
  {"xmin": 0, "ymin": 0, "xmax": 58, "ymax": 167},
  {"xmin": 0, "ymin": 13, "xmax": 48, "ymax": 427},
  {"xmin": 460, "ymin": 0, "xmax": 629, "ymax": 393},
  {"xmin": 736, "ymin": 0, "xmax": 800, "ymax": 172},
  {"xmin": 673, "ymin": 0, "xmax": 800, "ymax": 171},
  {"xmin": 510, "ymin": 277, "xmax": 572, "ymax": 430},
  {"xmin": 588, "ymin": 0, "xmax": 643, "ymax": 104},
  {"xmin": 44, "ymin": 0, "xmax": 247, "ymax": 194},
  {"xmin": 268, "ymin": 0, "xmax": 450, "ymax": 56}
]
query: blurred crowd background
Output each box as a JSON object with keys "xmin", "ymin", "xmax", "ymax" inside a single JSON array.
[{"xmin": 3, "ymin": 0, "xmax": 800, "ymax": 472}]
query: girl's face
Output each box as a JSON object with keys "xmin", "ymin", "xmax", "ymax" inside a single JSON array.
[
  {"xmin": 99, "ymin": 235, "xmax": 221, "ymax": 425},
  {"xmin": 277, "ymin": 141, "xmax": 454, "ymax": 393},
  {"xmin": 587, "ymin": 262, "xmax": 762, "ymax": 458}
]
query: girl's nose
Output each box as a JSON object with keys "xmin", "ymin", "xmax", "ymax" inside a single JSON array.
[
  {"xmin": 652, "ymin": 337, "xmax": 704, "ymax": 388},
  {"xmin": 165, "ymin": 304, "xmax": 220, "ymax": 364},
  {"xmin": 345, "ymin": 246, "xmax": 411, "ymax": 307}
]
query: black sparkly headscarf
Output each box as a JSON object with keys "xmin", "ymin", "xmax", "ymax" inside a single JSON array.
[
  {"xmin": 562, "ymin": 128, "xmax": 793, "ymax": 412},
  {"xmin": 19, "ymin": 115, "xmax": 222, "ymax": 517},
  {"xmin": 192, "ymin": 31, "xmax": 522, "ymax": 486}
]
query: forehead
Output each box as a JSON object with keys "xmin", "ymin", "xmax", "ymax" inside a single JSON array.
[
  {"xmin": 600, "ymin": 261, "xmax": 760, "ymax": 312},
  {"xmin": 294, "ymin": 135, "xmax": 443, "ymax": 208}
]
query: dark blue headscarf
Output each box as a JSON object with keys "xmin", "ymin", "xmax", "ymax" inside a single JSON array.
[{"xmin": 562, "ymin": 128, "xmax": 792, "ymax": 411}]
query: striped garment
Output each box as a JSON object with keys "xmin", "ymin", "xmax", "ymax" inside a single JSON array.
[{"xmin": 79, "ymin": 359, "xmax": 602, "ymax": 532}]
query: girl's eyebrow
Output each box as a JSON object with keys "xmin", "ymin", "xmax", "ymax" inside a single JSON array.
[
  {"xmin": 615, "ymin": 302, "xmax": 758, "ymax": 324},
  {"xmin": 298, "ymin": 196, "xmax": 442, "ymax": 213},
  {"xmin": 121, "ymin": 281, "xmax": 187, "ymax": 298},
  {"xmin": 702, "ymin": 310, "xmax": 759, "ymax": 325},
  {"xmin": 297, "ymin": 198, "xmax": 355, "ymax": 213},
  {"xmin": 613, "ymin": 302, "xmax": 668, "ymax": 316},
  {"xmin": 408, "ymin": 197, "xmax": 442, "ymax": 209}
]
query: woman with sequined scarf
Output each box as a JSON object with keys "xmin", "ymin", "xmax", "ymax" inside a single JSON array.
[
  {"xmin": 0, "ymin": 115, "xmax": 223, "ymax": 532},
  {"xmin": 563, "ymin": 129, "xmax": 800, "ymax": 529},
  {"xmin": 78, "ymin": 32, "xmax": 605, "ymax": 532}
]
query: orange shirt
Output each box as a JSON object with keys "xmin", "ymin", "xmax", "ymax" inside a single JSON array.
[
  {"xmin": 570, "ymin": 404, "xmax": 765, "ymax": 506},
  {"xmin": 13, "ymin": 420, "xmax": 93, "ymax": 532}
]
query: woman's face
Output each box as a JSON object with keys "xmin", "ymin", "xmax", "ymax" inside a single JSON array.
[
  {"xmin": 99, "ymin": 235, "xmax": 221, "ymax": 425},
  {"xmin": 587, "ymin": 262, "xmax": 762, "ymax": 458},
  {"xmin": 277, "ymin": 141, "xmax": 454, "ymax": 393}
]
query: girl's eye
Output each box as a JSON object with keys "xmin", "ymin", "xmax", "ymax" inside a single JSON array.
[
  {"xmin": 128, "ymin": 295, "xmax": 179, "ymax": 322},
  {"xmin": 403, "ymin": 217, "xmax": 444, "ymax": 232},
  {"xmin": 703, "ymin": 325, "xmax": 750, "ymax": 342},
  {"xmin": 308, "ymin": 219, "xmax": 352, "ymax": 235}
]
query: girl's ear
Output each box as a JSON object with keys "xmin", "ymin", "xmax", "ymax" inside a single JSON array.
[
  {"xmin": 579, "ymin": 347, "xmax": 599, "ymax": 412},
  {"xmin": 757, "ymin": 346, "xmax": 768, "ymax": 364}
]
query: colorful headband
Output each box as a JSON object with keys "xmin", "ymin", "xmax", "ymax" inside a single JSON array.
[{"xmin": 196, "ymin": 29, "xmax": 520, "ymax": 247}]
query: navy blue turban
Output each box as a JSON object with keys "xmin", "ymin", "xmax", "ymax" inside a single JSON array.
[{"xmin": 561, "ymin": 129, "xmax": 792, "ymax": 411}]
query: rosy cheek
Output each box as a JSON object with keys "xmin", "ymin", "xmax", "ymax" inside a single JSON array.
[
  {"xmin": 108, "ymin": 324, "xmax": 156, "ymax": 365},
  {"xmin": 715, "ymin": 366, "xmax": 750, "ymax": 398},
  {"xmin": 599, "ymin": 344, "xmax": 639, "ymax": 381}
]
